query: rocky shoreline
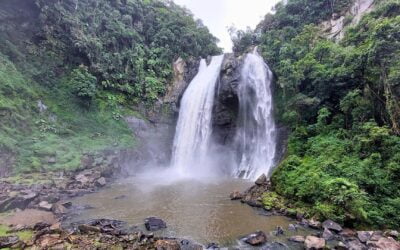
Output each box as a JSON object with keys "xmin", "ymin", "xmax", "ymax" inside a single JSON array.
[
  {"xmin": 1, "ymin": 166, "xmax": 399, "ymax": 249},
  {"xmin": 0, "ymin": 160, "xmax": 205, "ymax": 249},
  {"xmin": 230, "ymin": 174, "xmax": 400, "ymax": 250}
]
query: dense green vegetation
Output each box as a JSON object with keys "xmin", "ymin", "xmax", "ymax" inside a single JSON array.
[
  {"xmin": 234, "ymin": 0, "xmax": 400, "ymax": 228},
  {"xmin": 0, "ymin": 0, "xmax": 221, "ymax": 174}
]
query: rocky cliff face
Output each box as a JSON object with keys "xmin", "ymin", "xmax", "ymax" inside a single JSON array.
[
  {"xmin": 321, "ymin": 0, "xmax": 375, "ymax": 40},
  {"xmin": 212, "ymin": 54, "xmax": 242, "ymax": 145}
]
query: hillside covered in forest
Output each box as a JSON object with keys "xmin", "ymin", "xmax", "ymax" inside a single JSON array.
[
  {"xmin": 0, "ymin": 0, "xmax": 221, "ymax": 175},
  {"xmin": 232, "ymin": 0, "xmax": 400, "ymax": 228}
]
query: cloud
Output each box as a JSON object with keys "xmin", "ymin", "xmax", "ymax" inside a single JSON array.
[{"xmin": 173, "ymin": 0, "xmax": 280, "ymax": 52}]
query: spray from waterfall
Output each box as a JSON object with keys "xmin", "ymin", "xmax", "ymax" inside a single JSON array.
[
  {"xmin": 234, "ymin": 49, "xmax": 276, "ymax": 179},
  {"xmin": 171, "ymin": 55, "xmax": 225, "ymax": 177}
]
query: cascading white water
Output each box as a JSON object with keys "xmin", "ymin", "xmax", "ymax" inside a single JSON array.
[
  {"xmin": 234, "ymin": 49, "xmax": 276, "ymax": 179},
  {"xmin": 171, "ymin": 55, "xmax": 224, "ymax": 177}
]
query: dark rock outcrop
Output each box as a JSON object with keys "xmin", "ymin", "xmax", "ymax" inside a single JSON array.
[
  {"xmin": 211, "ymin": 53, "xmax": 242, "ymax": 145},
  {"xmin": 144, "ymin": 217, "xmax": 167, "ymax": 231},
  {"xmin": 322, "ymin": 219, "xmax": 342, "ymax": 232},
  {"xmin": 242, "ymin": 231, "xmax": 267, "ymax": 246},
  {"xmin": 240, "ymin": 174, "xmax": 271, "ymax": 207},
  {"xmin": 0, "ymin": 235, "xmax": 19, "ymax": 248},
  {"xmin": 0, "ymin": 191, "xmax": 37, "ymax": 212}
]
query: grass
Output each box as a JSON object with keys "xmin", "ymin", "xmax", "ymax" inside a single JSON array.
[{"xmin": 0, "ymin": 224, "xmax": 34, "ymax": 242}]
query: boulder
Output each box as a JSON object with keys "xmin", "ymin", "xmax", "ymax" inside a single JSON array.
[
  {"xmin": 229, "ymin": 191, "xmax": 243, "ymax": 200},
  {"xmin": 347, "ymin": 239, "xmax": 366, "ymax": 250},
  {"xmin": 0, "ymin": 235, "xmax": 19, "ymax": 248},
  {"xmin": 367, "ymin": 237, "xmax": 400, "ymax": 250},
  {"xmin": 274, "ymin": 226, "xmax": 285, "ymax": 236},
  {"xmin": 322, "ymin": 228, "xmax": 335, "ymax": 241},
  {"xmin": 50, "ymin": 223, "xmax": 61, "ymax": 231},
  {"xmin": 357, "ymin": 231, "xmax": 373, "ymax": 243},
  {"xmin": 322, "ymin": 219, "xmax": 342, "ymax": 232},
  {"xmin": 40, "ymin": 194, "xmax": 60, "ymax": 204},
  {"xmin": 144, "ymin": 217, "xmax": 167, "ymax": 231},
  {"xmin": 304, "ymin": 236, "xmax": 325, "ymax": 250},
  {"xmin": 51, "ymin": 202, "xmax": 67, "ymax": 214},
  {"xmin": 308, "ymin": 219, "xmax": 322, "ymax": 229},
  {"xmin": 288, "ymin": 224, "xmax": 297, "ymax": 231},
  {"xmin": 0, "ymin": 191, "xmax": 37, "ymax": 212},
  {"xmin": 243, "ymin": 231, "xmax": 267, "ymax": 246},
  {"xmin": 289, "ymin": 235, "xmax": 305, "ymax": 243},
  {"xmin": 34, "ymin": 222, "xmax": 51, "ymax": 231},
  {"xmin": 255, "ymin": 174, "xmax": 267, "ymax": 185},
  {"xmin": 95, "ymin": 177, "xmax": 106, "ymax": 187},
  {"xmin": 240, "ymin": 183, "xmax": 271, "ymax": 207},
  {"xmin": 370, "ymin": 231, "xmax": 383, "ymax": 241},
  {"xmin": 206, "ymin": 243, "xmax": 219, "ymax": 249},
  {"xmin": 335, "ymin": 241, "xmax": 347, "ymax": 250},
  {"xmin": 384, "ymin": 230, "xmax": 399, "ymax": 239},
  {"xmin": 155, "ymin": 239, "xmax": 180, "ymax": 250},
  {"xmin": 38, "ymin": 201, "xmax": 53, "ymax": 211},
  {"xmin": 75, "ymin": 174, "xmax": 89, "ymax": 185},
  {"xmin": 78, "ymin": 224, "xmax": 101, "ymax": 233},
  {"xmin": 339, "ymin": 228, "xmax": 357, "ymax": 238}
]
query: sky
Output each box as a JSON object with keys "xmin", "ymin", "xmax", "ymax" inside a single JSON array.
[{"xmin": 173, "ymin": 0, "xmax": 281, "ymax": 52}]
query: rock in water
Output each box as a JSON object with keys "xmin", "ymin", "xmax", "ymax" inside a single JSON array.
[
  {"xmin": 288, "ymin": 224, "xmax": 297, "ymax": 231},
  {"xmin": 289, "ymin": 235, "xmax": 305, "ymax": 243},
  {"xmin": 144, "ymin": 217, "xmax": 167, "ymax": 231},
  {"xmin": 322, "ymin": 219, "xmax": 342, "ymax": 232},
  {"xmin": 255, "ymin": 174, "xmax": 268, "ymax": 185},
  {"xmin": 243, "ymin": 231, "xmax": 267, "ymax": 246},
  {"xmin": 305, "ymin": 236, "xmax": 325, "ymax": 249},
  {"xmin": 229, "ymin": 191, "xmax": 243, "ymax": 200},
  {"xmin": 51, "ymin": 202, "xmax": 67, "ymax": 214}
]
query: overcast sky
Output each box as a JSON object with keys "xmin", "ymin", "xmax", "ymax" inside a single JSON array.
[{"xmin": 173, "ymin": 0, "xmax": 281, "ymax": 52}]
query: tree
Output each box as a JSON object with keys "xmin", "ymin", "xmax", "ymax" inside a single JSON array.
[{"xmin": 69, "ymin": 66, "xmax": 97, "ymax": 106}]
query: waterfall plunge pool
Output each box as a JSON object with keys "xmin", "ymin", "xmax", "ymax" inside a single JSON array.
[{"xmin": 67, "ymin": 175, "xmax": 312, "ymax": 248}]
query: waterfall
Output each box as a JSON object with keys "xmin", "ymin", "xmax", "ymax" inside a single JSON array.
[
  {"xmin": 234, "ymin": 50, "xmax": 276, "ymax": 179},
  {"xmin": 171, "ymin": 55, "xmax": 224, "ymax": 176}
]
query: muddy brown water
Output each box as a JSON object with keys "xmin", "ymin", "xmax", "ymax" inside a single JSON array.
[{"xmin": 68, "ymin": 176, "xmax": 311, "ymax": 248}]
